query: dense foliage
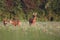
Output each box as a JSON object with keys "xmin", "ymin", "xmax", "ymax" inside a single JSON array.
[{"xmin": 0, "ymin": 0, "xmax": 60, "ymax": 21}]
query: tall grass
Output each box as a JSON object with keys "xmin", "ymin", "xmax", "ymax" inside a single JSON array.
[{"xmin": 0, "ymin": 22, "xmax": 60, "ymax": 40}]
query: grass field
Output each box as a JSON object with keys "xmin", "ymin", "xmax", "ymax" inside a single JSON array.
[{"xmin": 0, "ymin": 22, "xmax": 60, "ymax": 40}]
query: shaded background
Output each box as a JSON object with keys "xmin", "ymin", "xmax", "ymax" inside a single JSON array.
[{"xmin": 0, "ymin": 0, "xmax": 60, "ymax": 21}]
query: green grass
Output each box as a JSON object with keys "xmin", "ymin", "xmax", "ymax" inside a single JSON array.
[
  {"xmin": 0, "ymin": 26, "xmax": 60, "ymax": 40},
  {"xmin": 0, "ymin": 28, "xmax": 60, "ymax": 40}
]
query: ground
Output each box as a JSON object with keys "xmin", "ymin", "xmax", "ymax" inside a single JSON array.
[{"xmin": 0, "ymin": 22, "xmax": 60, "ymax": 40}]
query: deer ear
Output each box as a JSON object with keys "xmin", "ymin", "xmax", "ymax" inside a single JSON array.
[
  {"xmin": 33, "ymin": 13, "xmax": 34, "ymax": 15},
  {"xmin": 35, "ymin": 13, "xmax": 37, "ymax": 15},
  {"xmin": 33, "ymin": 12, "xmax": 37, "ymax": 15}
]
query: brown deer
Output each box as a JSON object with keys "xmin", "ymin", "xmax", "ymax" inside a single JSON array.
[
  {"xmin": 29, "ymin": 13, "xmax": 37, "ymax": 25},
  {"xmin": 10, "ymin": 18, "xmax": 21, "ymax": 26},
  {"xmin": 3, "ymin": 18, "xmax": 8, "ymax": 26}
]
